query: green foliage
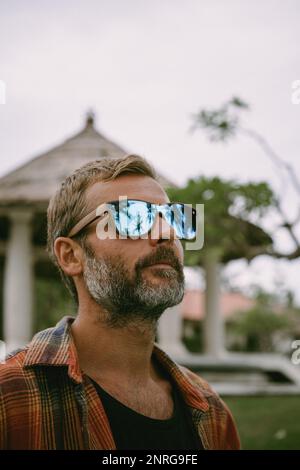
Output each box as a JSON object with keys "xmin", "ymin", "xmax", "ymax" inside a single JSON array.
[
  {"xmin": 224, "ymin": 396, "xmax": 300, "ymax": 450},
  {"xmin": 227, "ymin": 286, "xmax": 295, "ymax": 352},
  {"xmin": 168, "ymin": 176, "xmax": 275, "ymax": 221},
  {"xmin": 229, "ymin": 307, "xmax": 289, "ymax": 352},
  {"xmin": 167, "ymin": 176, "xmax": 275, "ymax": 266},
  {"xmin": 192, "ymin": 96, "xmax": 249, "ymax": 142},
  {"xmin": 33, "ymin": 277, "xmax": 75, "ymax": 333},
  {"xmin": 182, "ymin": 320, "xmax": 203, "ymax": 353}
]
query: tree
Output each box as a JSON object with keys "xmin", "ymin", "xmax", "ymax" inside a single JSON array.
[
  {"xmin": 167, "ymin": 176, "xmax": 275, "ymax": 356},
  {"xmin": 191, "ymin": 96, "xmax": 300, "ymax": 260},
  {"xmin": 228, "ymin": 306, "xmax": 289, "ymax": 352},
  {"xmin": 227, "ymin": 286, "xmax": 296, "ymax": 352},
  {"xmin": 167, "ymin": 96, "xmax": 300, "ymax": 356}
]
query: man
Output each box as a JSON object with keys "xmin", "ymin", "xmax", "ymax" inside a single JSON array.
[{"xmin": 0, "ymin": 154, "xmax": 240, "ymax": 450}]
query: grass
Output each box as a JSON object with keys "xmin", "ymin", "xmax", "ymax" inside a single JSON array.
[{"xmin": 222, "ymin": 396, "xmax": 300, "ymax": 450}]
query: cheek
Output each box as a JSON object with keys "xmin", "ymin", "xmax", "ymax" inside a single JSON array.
[
  {"xmin": 94, "ymin": 238, "xmax": 137, "ymax": 270},
  {"xmin": 175, "ymin": 240, "xmax": 184, "ymax": 263}
]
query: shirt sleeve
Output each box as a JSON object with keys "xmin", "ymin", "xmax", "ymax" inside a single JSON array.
[
  {"xmin": 218, "ymin": 397, "xmax": 241, "ymax": 450},
  {"xmin": 0, "ymin": 384, "xmax": 8, "ymax": 449},
  {"xmin": 179, "ymin": 365, "xmax": 241, "ymax": 450}
]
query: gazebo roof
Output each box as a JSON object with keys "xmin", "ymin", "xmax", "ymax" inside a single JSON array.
[{"xmin": 0, "ymin": 112, "xmax": 176, "ymax": 209}]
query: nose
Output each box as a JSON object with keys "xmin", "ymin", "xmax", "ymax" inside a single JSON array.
[{"xmin": 148, "ymin": 213, "xmax": 177, "ymax": 246}]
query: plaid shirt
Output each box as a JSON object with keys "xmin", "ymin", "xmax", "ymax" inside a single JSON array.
[{"xmin": 0, "ymin": 316, "xmax": 240, "ymax": 450}]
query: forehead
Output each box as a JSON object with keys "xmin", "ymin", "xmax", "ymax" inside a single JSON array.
[{"xmin": 84, "ymin": 174, "xmax": 170, "ymax": 210}]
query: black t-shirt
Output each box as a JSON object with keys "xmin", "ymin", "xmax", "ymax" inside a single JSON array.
[{"xmin": 89, "ymin": 377, "xmax": 204, "ymax": 450}]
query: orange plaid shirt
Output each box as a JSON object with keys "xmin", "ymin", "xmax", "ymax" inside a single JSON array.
[{"xmin": 0, "ymin": 316, "xmax": 240, "ymax": 450}]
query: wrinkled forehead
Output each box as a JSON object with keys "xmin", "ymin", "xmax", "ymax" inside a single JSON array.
[{"xmin": 84, "ymin": 174, "xmax": 170, "ymax": 211}]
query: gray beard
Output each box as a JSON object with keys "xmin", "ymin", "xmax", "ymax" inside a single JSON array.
[{"xmin": 82, "ymin": 244, "xmax": 185, "ymax": 329}]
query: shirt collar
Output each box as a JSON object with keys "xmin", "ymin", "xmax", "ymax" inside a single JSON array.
[{"xmin": 24, "ymin": 315, "xmax": 209, "ymax": 412}]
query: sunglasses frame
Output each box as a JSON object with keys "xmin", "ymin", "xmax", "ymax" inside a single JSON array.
[{"xmin": 67, "ymin": 198, "xmax": 197, "ymax": 240}]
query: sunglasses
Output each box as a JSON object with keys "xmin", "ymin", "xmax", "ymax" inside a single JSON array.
[{"xmin": 67, "ymin": 198, "xmax": 197, "ymax": 240}]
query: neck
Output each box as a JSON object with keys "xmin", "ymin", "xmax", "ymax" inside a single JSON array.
[{"xmin": 70, "ymin": 300, "xmax": 161, "ymax": 388}]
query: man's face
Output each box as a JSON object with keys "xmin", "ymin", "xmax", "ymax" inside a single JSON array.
[{"xmin": 79, "ymin": 174, "xmax": 185, "ymax": 328}]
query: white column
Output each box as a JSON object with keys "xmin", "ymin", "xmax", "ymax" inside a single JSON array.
[
  {"xmin": 3, "ymin": 211, "xmax": 33, "ymax": 352},
  {"xmin": 203, "ymin": 248, "xmax": 225, "ymax": 358},
  {"xmin": 157, "ymin": 303, "xmax": 188, "ymax": 359}
]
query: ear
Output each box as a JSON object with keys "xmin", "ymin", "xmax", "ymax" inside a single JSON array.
[{"xmin": 54, "ymin": 237, "xmax": 84, "ymax": 277}]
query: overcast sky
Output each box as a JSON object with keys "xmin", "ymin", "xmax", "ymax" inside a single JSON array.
[{"xmin": 1, "ymin": 0, "xmax": 300, "ymax": 300}]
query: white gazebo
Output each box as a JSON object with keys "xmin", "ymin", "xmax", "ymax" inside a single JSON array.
[{"xmin": 0, "ymin": 112, "xmax": 184, "ymax": 352}]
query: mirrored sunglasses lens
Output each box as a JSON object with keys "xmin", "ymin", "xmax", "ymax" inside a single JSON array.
[
  {"xmin": 171, "ymin": 204, "xmax": 196, "ymax": 240},
  {"xmin": 116, "ymin": 201, "xmax": 154, "ymax": 237}
]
